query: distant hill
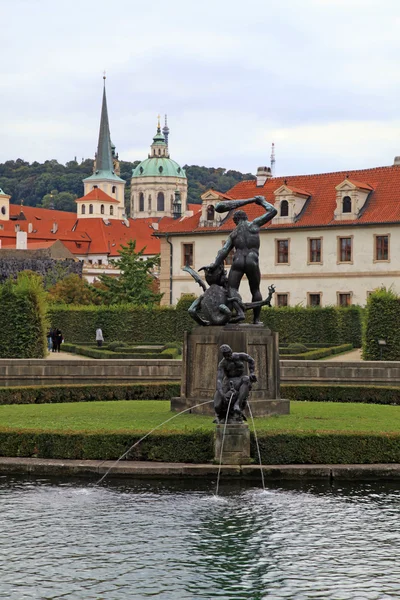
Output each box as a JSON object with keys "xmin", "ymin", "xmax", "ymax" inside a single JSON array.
[{"xmin": 0, "ymin": 159, "xmax": 255, "ymax": 215}]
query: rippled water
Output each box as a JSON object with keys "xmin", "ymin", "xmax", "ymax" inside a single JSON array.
[{"xmin": 0, "ymin": 476, "xmax": 399, "ymax": 599}]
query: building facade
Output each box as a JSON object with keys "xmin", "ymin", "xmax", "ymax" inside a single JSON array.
[{"xmin": 156, "ymin": 163, "xmax": 400, "ymax": 307}]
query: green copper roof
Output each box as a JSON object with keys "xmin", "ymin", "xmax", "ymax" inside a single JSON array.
[
  {"xmin": 83, "ymin": 81, "xmax": 125, "ymax": 184},
  {"xmin": 0, "ymin": 187, "xmax": 5, "ymax": 194},
  {"xmin": 132, "ymin": 157, "xmax": 186, "ymax": 179},
  {"xmin": 152, "ymin": 127, "xmax": 166, "ymax": 146}
]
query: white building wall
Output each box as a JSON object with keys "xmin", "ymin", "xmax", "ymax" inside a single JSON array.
[{"xmin": 166, "ymin": 225, "xmax": 400, "ymax": 307}]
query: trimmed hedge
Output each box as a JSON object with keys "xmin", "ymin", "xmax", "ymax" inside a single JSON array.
[
  {"xmin": 0, "ymin": 429, "xmax": 398, "ymax": 463},
  {"xmin": 0, "ymin": 273, "xmax": 47, "ymax": 358},
  {"xmin": 280, "ymin": 343, "xmax": 353, "ymax": 360},
  {"xmin": 363, "ymin": 288, "xmax": 400, "ymax": 360},
  {"xmin": 281, "ymin": 384, "xmax": 400, "ymax": 405},
  {"xmin": 48, "ymin": 304, "xmax": 362, "ymax": 347},
  {"xmin": 0, "ymin": 383, "xmax": 181, "ymax": 405},
  {"xmin": 61, "ymin": 344, "xmax": 177, "ymax": 360},
  {"xmin": 251, "ymin": 432, "xmax": 400, "ymax": 464}
]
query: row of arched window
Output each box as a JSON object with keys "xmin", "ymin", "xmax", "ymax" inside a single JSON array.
[
  {"xmin": 137, "ymin": 192, "xmax": 167, "ymax": 212},
  {"xmin": 81, "ymin": 204, "xmax": 114, "ymax": 215}
]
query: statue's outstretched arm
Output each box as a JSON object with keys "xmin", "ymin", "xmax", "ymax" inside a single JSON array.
[
  {"xmin": 252, "ymin": 196, "xmax": 277, "ymax": 228},
  {"xmin": 204, "ymin": 236, "xmax": 233, "ymax": 269}
]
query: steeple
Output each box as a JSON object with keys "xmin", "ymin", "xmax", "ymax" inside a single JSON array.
[
  {"xmin": 94, "ymin": 75, "xmax": 114, "ymax": 175},
  {"xmin": 162, "ymin": 114, "xmax": 170, "ymax": 149},
  {"xmin": 150, "ymin": 115, "xmax": 169, "ymax": 158}
]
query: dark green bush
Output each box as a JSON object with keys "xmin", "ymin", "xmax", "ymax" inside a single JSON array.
[
  {"xmin": 62, "ymin": 345, "xmax": 176, "ymax": 360},
  {"xmin": 280, "ymin": 344, "xmax": 352, "ymax": 360},
  {"xmin": 363, "ymin": 288, "xmax": 400, "ymax": 360},
  {"xmin": 281, "ymin": 384, "xmax": 400, "ymax": 405},
  {"xmin": 0, "ymin": 383, "xmax": 180, "ymax": 405},
  {"xmin": 0, "ymin": 273, "xmax": 47, "ymax": 358},
  {"xmin": 49, "ymin": 304, "xmax": 362, "ymax": 346},
  {"xmin": 252, "ymin": 433, "xmax": 400, "ymax": 464},
  {"xmin": 108, "ymin": 341, "xmax": 127, "ymax": 351}
]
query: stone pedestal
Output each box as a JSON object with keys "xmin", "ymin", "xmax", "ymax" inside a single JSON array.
[
  {"xmin": 171, "ymin": 324, "xmax": 290, "ymax": 417},
  {"xmin": 215, "ymin": 423, "xmax": 251, "ymax": 465}
]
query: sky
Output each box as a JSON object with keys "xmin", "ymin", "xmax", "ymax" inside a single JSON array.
[{"xmin": 2, "ymin": 0, "xmax": 400, "ymax": 177}]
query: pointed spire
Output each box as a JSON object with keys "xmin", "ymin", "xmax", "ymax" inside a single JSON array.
[
  {"xmin": 95, "ymin": 75, "xmax": 114, "ymax": 175},
  {"xmin": 270, "ymin": 142, "xmax": 276, "ymax": 176}
]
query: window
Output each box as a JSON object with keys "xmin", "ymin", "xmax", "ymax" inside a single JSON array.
[
  {"xmin": 89, "ymin": 204, "xmax": 93, "ymax": 214},
  {"xmin": 88, "ymin": 259, "xmax": 93, "ymax": 264},
  {"xmin": 1, "ymin": 206, "xmax": 6, "ymax": 215},
  {"xmin": 222, "ymin": 241, "xmax": 235, "ymax": 266},
  {"xmin": 280, "ymin": 200, "xmax": 289, "ymax": 217},
  {"xmin": 308, "ymin": 293, "xmax": 321, "ymax": 307},
  {"xmin": 93, "ymin": 185, "xmax": 98, "ymax": 189},
  {"xmin": 342, "ymin": 196, "xmax": 352, "ymax": 213},
  {"xmin": 98, "ymin": 259, "xmax": 103, "ymax": 266},
  {"xmin": 375, "ymin": 235, "xmax": 389, "ymax": 261},
  {"xmin": 338, "ymin": 237, "xmax": 352, "ymax": 262},
  {"xmin": 81, "ymin": 204, "xmax": 86, "ymax": 214},
  {"xmin": 182, "ymin": 243, "xmax": 194, "ymax": 267},
  {"xmin": 100, "ymin": 204, "xmax": 104, "ymax": 215},
  {"xmin": 157, "ymin": 192, "xmax": 165, "ymax": 211},
  {"xmin": 309, "ymin": 238, "xmax": 321, "ymax": 263},
  {"xmin": 207, "ymin": 205, "xmax": 215, "ymax": 221},
  {"xmin": 110, "ymin": 206, "xmax": 114, "ymax": 216},
  {"xmin": 338, "ymin": 293, "xmax": 352, "ymax": 307},
  {"xmin": 112, "ymin": 186, "xmax": 116, "ymax": 194},
  {"xmin": 276, "ymin": 293, "xmax": 288, "ymax": 307},
  {"xmin": 276, "ymin": 239, "xmax": 289, "ymax": 264},
  {"xmin": 139, "ymin": 193, "xmax": 144, "ymax": 212}
]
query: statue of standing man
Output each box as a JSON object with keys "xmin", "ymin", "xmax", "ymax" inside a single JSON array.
[{"xmin": 204, "ymin": 195, "xmax": 277, "ymax": 324}]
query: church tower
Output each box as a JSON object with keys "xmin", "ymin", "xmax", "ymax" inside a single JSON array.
[
  {"xmin": 130, "ymin": 117, "xmax": 187, "ymax": 218},
  {"xmin": 80, "ymin": 77, "xmax": 126, "ymax": 219}
]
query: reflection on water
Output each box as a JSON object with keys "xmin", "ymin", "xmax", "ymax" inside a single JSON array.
[{"xmin": 0, "ymin": 476, "xmax": 399, "ymax": 599}]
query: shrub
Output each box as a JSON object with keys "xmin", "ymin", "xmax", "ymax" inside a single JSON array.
[
  {"xmin": 0, "ymin": 273, "xmax": 47, "ymax": 358},
  {"xmin": 280, "ymin": 344, "xmax": 352, "ymax": 360},
  {"xmin": 0, "ymin": 383, "xmax": 181, "ymax": 405},
  {"xmin": 108, "ymin": 340, "xmax": 127, "ymax": 351},
  {"xmin": 363, "ymin": 288, "xmax": 400, "ymax": 360}
]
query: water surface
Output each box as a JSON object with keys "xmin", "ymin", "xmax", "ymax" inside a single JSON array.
[{"xmin": 0, "ymin": 476, "xmax": 399, "ymax": 599}]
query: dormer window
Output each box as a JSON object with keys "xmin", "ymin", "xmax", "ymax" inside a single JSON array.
[
  {"xmin": 207, "ymin": 205, "xmax": 215, "ymax": 221},
  {"xmin": 334, "ymin": 178, "xmax": 373, "ymax": 221},
  {"xmin": 342, "ymin": 196, "xmax": 351, "ymax": 213},
  {"xmin": 280, "ymin": 200, "xmax": 289, "ymax": 217}
]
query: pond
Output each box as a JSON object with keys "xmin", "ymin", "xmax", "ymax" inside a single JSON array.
[{"xmin": 0, "ymin": 476, "xmax": 399, "ymax": 599}]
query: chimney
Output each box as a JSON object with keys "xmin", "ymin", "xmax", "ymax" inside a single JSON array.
[
  {"xmin": 28, "ymin": 223, "xmax": 33, "ymax": 233},
  {"xmin": 394, "ymin": 156, "xmax": 400, "ymax": 166},
  {"xmin": 16, "ymin": 231, "xmax": 27, "ymax": 249},
  {"xmin": 51, "ymin": 222, "xmax": 58, "ymax": 234},
  {"xmin": 256, "ymin": 166, "xmax": 272, "ymax": 187}
]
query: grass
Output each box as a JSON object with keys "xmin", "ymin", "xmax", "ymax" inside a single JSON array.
[{"xmin": 0, "ymin": 400, "xmax": 399, "ymax": 435}]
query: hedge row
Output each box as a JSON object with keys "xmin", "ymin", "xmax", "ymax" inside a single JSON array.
[
  {"xmin": 0, "ymin": 273, "xmax": 47, "ymax": 358},
  {"xmin": 0, "ymin": 383, "xmax": 181, "ymax": 405},
  {"xmin": 280, "ymin": 343, "xmax": 353, "ymax": 360},
  {"xmin": 363, "ymin": 288, "xmax": 400, "ymax": 360},
  {"xmin": 61, "ymin": 344, "xmax": 177, "ymax": 360},
  {"xmin": 0, "ymin": 429, "xmax": 398, "ymax": 463},
  {"xmin": 0, "ymin": 382, "xmax": 399, "ymax": 407},
  {"xmin": 281, "ymin": 384, "xmax": 400, "ymax": 405},
  {"xmin": 48, "ymin": 303, "xmax": 362, "ymax": 347}
]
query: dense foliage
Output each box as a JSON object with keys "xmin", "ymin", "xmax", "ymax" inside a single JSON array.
[
  {"xmin": 0, "ymin": 158, "xmax": 254, "ymax": 214},
  {"xmin": 47, "ymin": 273, "xmax": 100, "ymax": 304},
  {"xmin": 48, "ymin": 304, "xmax": 362, "ymax": 346},
  {"xmin": 363, "ymin": 287, "xmax": 400, "ymax": 360},
  {"xmin": 279, "ymin": 343, "xmax": 353, "ymax": 360},
  {"xmin": 0, "ymin": 272, "xmax": 47, "ymax": 358},
  {"xmin": 282, "ymin": 384, "xmax": 400, "ymax": 404},
  {"xmin": 94, "ymin": 240, "xmax": 162, "ymax": 305}
]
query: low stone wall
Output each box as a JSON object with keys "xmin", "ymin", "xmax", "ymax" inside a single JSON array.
[
  {"xmin": 280, "ymin": 360, "xmax": 400, "ymax": 386},
  {"xmin": 0, "ymin": 359, "xmax": 181, "ymax": 386},
  {"xmin": 0, "ymin": 358, "xmax": 399, "ymax": 387}
]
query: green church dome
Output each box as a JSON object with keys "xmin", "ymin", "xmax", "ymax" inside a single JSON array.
[{"xmin": 132, "ymin": 157, "xmax": 186, "ymax": 179}]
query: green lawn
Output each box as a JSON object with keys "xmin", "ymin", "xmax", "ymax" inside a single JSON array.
[{"xmin": 0, "ymin": 400, "xmax": 398, "ymax": 434}]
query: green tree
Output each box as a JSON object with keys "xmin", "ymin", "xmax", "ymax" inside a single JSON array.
[
  {"xmin": 40, "ymin": 190, "xmax": 77, "ymax": 212},
  {"xmin": 94, "ymin": 240, "xmax": 162, "ymax": 305},
  {"xmin": 47, "ymin": 274, "xmax": 99, "ymax": 305}
]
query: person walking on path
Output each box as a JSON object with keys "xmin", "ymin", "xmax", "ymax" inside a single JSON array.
[
  {"xmin": 47, "ymin": 328, "xmax": 53, "ymax": 352},
  {"xmin": 96, "ymin": 327, "xmax": 104, "ymax": 348},
  {"xmin": 52, "ymin": 328, "xmax": 63, "ymax": 353}
]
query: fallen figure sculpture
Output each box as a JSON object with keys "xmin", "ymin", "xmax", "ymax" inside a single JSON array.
[{"xmin": 183, "ymin": 264, "xmax": 275, "ymax": 327}]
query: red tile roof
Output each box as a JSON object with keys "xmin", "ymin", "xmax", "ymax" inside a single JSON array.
[
  {"xmin": 76, "ymin": 188, "xmax": 120, "ymax": 203},
  {"xmin": 157, "ymin": 164, "xmax": 400, "ymax": 234}
]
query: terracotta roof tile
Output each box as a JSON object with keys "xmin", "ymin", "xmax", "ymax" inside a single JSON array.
[{"xmin": 76, "ymin": 188, "xmax": 120, "ymax": 203}]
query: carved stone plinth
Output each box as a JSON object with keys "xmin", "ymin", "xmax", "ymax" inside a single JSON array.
[
  {"xmin": 214, "ymin": 423, "xmax": 251, "ymax": 465},
  {"xmin": 171, "ymin": 324, "xmax": 290, "ymax": 417}
]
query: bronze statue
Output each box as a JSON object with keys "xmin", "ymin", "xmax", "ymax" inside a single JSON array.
[
  {"xmin": 214, "ymin": 344, "xmax": 257, "ymax": 423},
  {"xmin": 184, "ymin": 263, "xmax": 275, "ymax": 326},
  {"xmin": 204, "ymin": 195, "xmax": 277, "ymax": 324}
]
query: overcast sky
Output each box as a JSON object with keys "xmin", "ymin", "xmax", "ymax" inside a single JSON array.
[{"xmin": 2, "ymin": 0, "xmax": 400, "ymax": 176}]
